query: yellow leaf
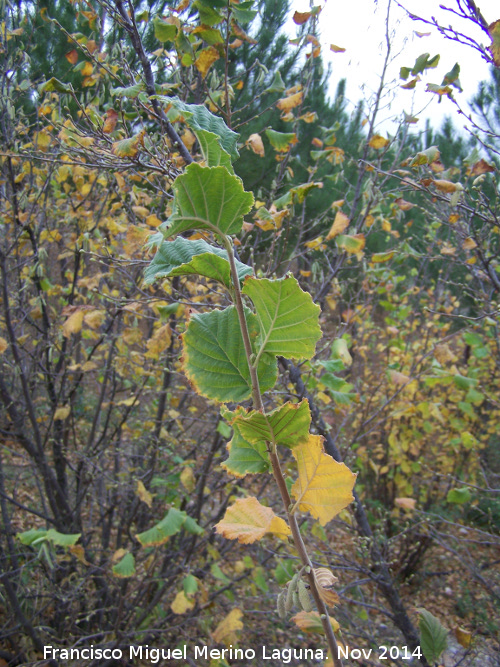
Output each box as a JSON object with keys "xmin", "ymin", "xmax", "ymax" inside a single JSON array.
[
  {"xmin": 462, "ymin": 237, "xmax": 477, "ymax": 250},
  {"xmin": 215, "ymin": 497, "xmax": 291, "ymax": 544},
  {"xmin": 132, "ymin": 205, "xmax": 150, "ymax": 218},
  {"xmin": 62, "ymin": 310, "xmax": 84, "ymax": 337},
  {"xmin": 84, "ymin": 310, "xmax": 105, "ymax": 330},
  {"xmin": 389, "ymin": 369, "xmax": 410, "ymax": 385},
  {"xmin": 291, "ymin": 435, "xmax": 356, "ymax": 526},
  {"xmin": 212, "ymin": 608, "xmax": 243, "ymax": 645},
  {"xmin": 440, "ymin": 243, "xmax": 456, "ymax": 255},
  {"xmin": 103, "ymin": 109, "xmax": 118, "ymax": 134},
  {"xmin": 54, "ymin": 405, "xmax": 71, "ymax": 421},
  {"xmin": 325, "ymin": 211, "xmax": 349, "ymax": 240},
  {"xmin": 180, "ymin": 466, "xmax": 196, "ymax": 493},
  {"xmin": 316, "ymin": 391, "xmax": 331, "ymax": 404},
  {"xmin": 455, "ymin": 626, "xmax": 472, "ymax": 648},
  {"xmin": 0, "ymin": 337, "xmax": 7, "ymax": 354},
  {"xmin": 434, "ymin": 343, "xmax": 456, "ymax": 365},
  {"xmin": 69, "ymin": 544, "xmax": 89, "ymax": 565},
  {"xmin": 194, "ymin": 46, "xmax": 220, "ymax": 78},
  {"xmin": 330, "ymin": 44, "xmax": 346, "ymax": 53},
  {"xmin": 395, "ymin": 497, "xmax": 416, "ymax": 510},
  {"xmin": 369, "ymin": 134, "xmax": 389, "ymax": 149},
  {"xmin": 246, "ymin": 133, "xmax": 265, "ymax": 157},
  {"xmin": 146, "ymin": 214, "xmax": 162, "ymax": 228},
  {"xmin": 337, "ymin": 233, "xmax": 365, "ymax": 254},
  {"xmin": 136, "ymin": 480, "xmax": 153, "ymax": 508},
  {"xmin": 304, "ymin": 236, "xmax": 324, "ymax": 250},
  {"xmin": 488, "ymin": 19, "xmax": 500, "ymax": 67},
  {"xmin": 81, "ymin": 61, "xmax": 93, "ymax": 76},
  {"xmin": 299, "ymin": 111, "xmax": 317, "ymax": 123},
  {"xmin": 171, "ymin": 591, "xmax": 195, "ymax": 614},
  {"xmin": 181, "ymin": 128, "xmax": 196, "ymax": 151},
  {"xmin": 276, "ymin": 91, "xmax": 303, "ymax": 112},
  {"xmin": 433, "ymin": 179, "xmax": 458, "ymax": 193},
  {"xmin": 112, "ymin": 548, "xmax": 128, "ymax": 563},
  {"xmin": 145, "ymin": 323, "xmax": 172, "ymax": 359}
]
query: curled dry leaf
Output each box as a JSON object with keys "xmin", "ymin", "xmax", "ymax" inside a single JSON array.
[
  {"xmin": 293, "ymin": 10, "xmax": 311, "ymax": 25},
  {"xmin": 395, "ymin": 497, "xmax": 416, "ymax": 511},
  {"xmin": 313, "ymin": 567, "xmax": 339, "ymax": 607},
  {"xmin": 433, "ymin": 179, "xmax": 459, "ymax": 193},
  {"xmin": 292, "ymin": 610, "xmax": 340, "ymax": 633},
  {"xmin": 246, "ymin": 133, "xmax": 265, "ymax": 157}
]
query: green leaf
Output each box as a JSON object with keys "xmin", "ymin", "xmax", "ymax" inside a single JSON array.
[
  {"xmin": 242, "ymin": 275, "xmax": 321, "ymax": 361},
  {"xmin": 194, "ymin": 1, "xmax": 224, "ymax": 26},
  {"xmin": 110, "ymin": 83, "xmax": 145, "ymax": 98},
  {"xmin": 231, "ymin": 5, "xmax": 257, "ymax": 23},
  {"xmin": 182, "ymin": 306, "xmax": 277, "ymax": 402},
  {"xmin": 274, "ymin": 559, "xmax": 295, "ymax": 584},
  {"xmin": 144, "ymin": 237, "xmax": 252, "ymax": 288},
  {"xmin": 410, "ymin": 145, "xmax": 440, "ymax": 166},
  {"xmin": 265, "ymin": 70, "xmax": 286, "ymax": 93},
  {"xmin": 265, "ymin": 129, "xmax": 297, "ymax": 152},
  {"xmin": 153, "ymin": 18, "xmax": 178, "ymax": 42},
  {"xmin": 211, "ymin": 562, "xmax": 230, "ymax": 583},
  {"xmin": 222, "ymin": 422, "xmax": 270, "ymax": 476},
  {"xmin": 112, "ymin": 552, "xmax": 136, "ymax": 578},
  {"xmin": 183, "ymin": 515, "xmax": 204, "ymax": 535},
  {"xmin": 418, "ymin": 608, "xmax": 448, "ymax": 664},
  {"xmin": 442, "ymin": 62, "xmax": 462, "ymax": 90},
  {"xmin": 196, "ymin": 129, "xmax": 233, "ymax": 172},
  {"xmin": 136, "ymin": 507, "xmax": 188, "ymax": 547},
  {"xmin": 453, "ymin": 374, "xmax": 478, "ymax": 390},
  {"xmin": 193, "ymin": 25, "xmax": 224, "ymax": 44},
  {"xmin": 230, "ymin": 399, "xmax": 311, "ymax": 448},
  {"xmin": 39, "ymin": 78, "xmax": 73, "ymax": 94},
  {"xmin": 330, "ymin": 339, "xmax": 353, "ymax": 366},
  {"xmin": 45, "ymin": 529, "xmax": 81, "ymax": 547},
  {"xmin": 183, "ymin": 574, "xmax": 198, "ymax": 595},
  {"xmin": 447, "ymin": 487, "xmax": 472, "ymax": 504},
  {"xmin": 217, "ymin": 419, "xmax": 232, "ymax": 439},
  {"xmin": 17, "ymin": 528, "xmax": 47, "ymax": 546},
  {"xmin": 163, "ymin": 164, "xmax": 254, "ymax": 239},
  {"xmin": 165, "ymin": 97, "xmax": 239, "ymax": 160},
  {"xmin": 112, "ymin": 131, "xmax": 144, "ymax": 158},
  {"xmin": 320, "ymin": 373, "xmax": 355, "ymax": 405}
]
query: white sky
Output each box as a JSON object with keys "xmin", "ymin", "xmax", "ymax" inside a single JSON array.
[{"xmin": 290, "ymin": 0, "xmax": 498, "ymax": 134}]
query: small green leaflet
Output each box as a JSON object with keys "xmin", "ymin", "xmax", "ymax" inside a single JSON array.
[
  {"xmin": 144, "ymin": 237, "xmax": 252, "ymax": 288},
  {"xmin": 222, "ymin": 422, "xmax": 270, "ymax": 477},
  {"xmin": 242, "ymin": 275, "xmax": 321, "ymax": 361},
  {"xmin": 162, "ymin": 164, "xmax": 254, "ymax": 239},
  {"xmin": 182, "ymin": 306, "xmax": 277, "ymax": 402},
  {"xmin": 229, "ymin": 399, "xmax": 311, "ymax": 448},
  {"xmin": 112, "ymin": 552, "xmax": 136, "ymax": 578},
  {"xmin": 153, "ymin": 18, "xmax": 178, "ymax": 42},
  {"xmin": 265, "ymin": 129, "xmax": 297, "ymax": 152},
  {"xmin": 136, "ymin": 508, "xmax": 203, "ymax": 547}
]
